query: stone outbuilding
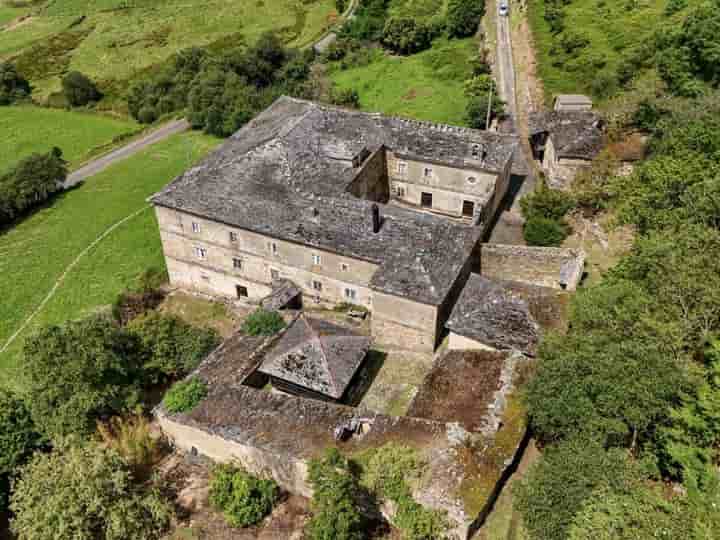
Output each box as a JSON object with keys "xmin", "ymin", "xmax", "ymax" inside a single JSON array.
[{"xmin": 553, "ymin": 94, "xmax": 593, "ymax": 112}]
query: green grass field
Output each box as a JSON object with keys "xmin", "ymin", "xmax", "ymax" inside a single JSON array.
[
  {"xmin": 330, "ymin": 38, "xmax": 476, "ymax": 125},
  {"xmin": 527, "ymin": 0, "xmax": 702, "ymax": 102},
  {"xmin": 0, "ymin": 4, "xmax": 26, "ymax": 26},
  {"xmin": 0, "ymin": 0, "xmax": 336, "ymax": 102},
  {"xmin": 0, "ymin": 105, "xmax": 138, "ymax": 172},
  {"xmin": 0, "ymin": 131, "xmax": 220, "ymax": 390}
]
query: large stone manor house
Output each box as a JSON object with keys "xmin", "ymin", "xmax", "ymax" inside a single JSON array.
[{"xmin": 151, "ymin": 97, "xmax": 582, "ymax": 352}]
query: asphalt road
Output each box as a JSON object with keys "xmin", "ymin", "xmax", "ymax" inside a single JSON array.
[{"xmin": 64, "ymin": 118, "xmax": 190, "ymax": 188}]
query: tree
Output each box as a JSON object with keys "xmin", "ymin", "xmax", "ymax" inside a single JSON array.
[
  {"xmin": 519, "ymin": 182, "xmax": 574, "ymax": 246},
  {"xmin": 162, "ymin": 377, "xmax": 208, "ymax": 414},
  {"xmin": 0, "ymin": 147, "xmax": 67, "ymax": 225},
  {"xmin": 464, "ymin": 75, "xmax": 504, "ymax": 129},
  {"xmin": 336, "ymin": 0, "xmax": 347, "ymax": 13},
  {"xmin": 0, "ymin": 62, "xmax": 31, "ymax": 105},
  {"xmin": 209, "ymin": 464, "xmax": 279, "ymax": 527},
  {"xmin": 22, "ymin": 315, "xmax": 144, "ymax": 439},
  {"xmin": 446, "ymin": 0, "xmax": 485, "ymax": 38},
  {"xmin": 61, "ymin": 71, "xmax": 102, "ymax": 107},
  {"xmin": 127, "ymin": 312, "xmax": 220, "ymax": 383},
  {"xmin": 523, "ymin": 216, "xmax": 569, "ymax": 246},
  {"xmin": 10, "ymin": 442, "xmax": 172, "ymax": 540},
  {"xmin": 381, "ymin": 17, "xmax": 432, "ymax": 55}
]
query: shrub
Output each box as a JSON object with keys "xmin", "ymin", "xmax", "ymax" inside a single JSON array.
[
  {"xmin": 61, "ymin": 71, "xmax": 102, "ymax": 107},
  {"xmin": 209, "ymin": 464, "xmax": 279, "ymax": 527},
  {"xmin": 128, "ymin": 312, "xmax": 220, "ymax": 382},
  {"xmin": 22, "ymin": 315, "xmax": 144, "ymax": 440},
  {"xmin": 163, "ymin": 377, "xmax": 208, "ymax": 414},
  {"xmin": 241, "ymin": 309, "xmax": 286, "ymax": 336},
  {"xmin": 446, "ymin": 0, "xmax": 485, "ymax": 38},
  {"xmin": 0, "ymin": 147, "xmax": 67, "ymax": 225},
  {"xmin": 339, "ymin": 0, "xmax": 389, "ymax": 41},
  {"xmin": 330, "ymin": 86, "xmax": 360, "ymax": 108},
  {"xmin": 96, "ymin": 411, "xmax": 165, "ymax": 480},
  {"xmin": 523, "ymin": 216, "xmax": 569, "ymax": 246},
  {"xmin": 381, "ymin": 17, "xmax": 432, "ymax": 55},
  {"xmin": 0, "ymin": 62, "xmax": 31, "ymax": 105},
  {"xmin": 336, "ymin": 0, "xmax": 347, "ymax": 13},
  {"xmin": 112, "ymin": 268, "xmax": 166, "ymax": 325},
  {"xmin": 10, "ymin": 442, "xmax": 172, "ymax": 540}
]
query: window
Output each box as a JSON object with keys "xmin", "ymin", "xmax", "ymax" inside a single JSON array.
[
  {"xmin": 312, "ymin": 254, "xmax": 321, "ymax": 265},
  {"xmin": 466, "ymin": 176, "xmax": 477, "ymax": 185},
  {"xmin": 421, "ymin": 192, "xmax": 433, "ymax": 208},
  {"xmin": 396, "ymin": 161, "xmax": 407, "ymax": 175},
  {"xmin": 236, "ymin": 285, "xmax": 248, "ymax": 298},
  {"xmin": 269, "ymin": 242, "xmax": 278, "ymax": 256},
  {"xmin": 191, "ymin": 222, "xmax": 200, "ymax": 233},
  {"xmin": 229, "ymin": 231, "xmax": 238, "ymax": 242},
  {"xmin": 194, "ymin": 246, "xmax": 207, "ymax": 259},
  {"xmin": 341, "ymin": 263, "xmax": 349, "ymax": 272},
  {"xmin": 270, "ymin": 269, "xmax": 280, "ymax": 280},
  {"xmin": 312, "ymin": 280, "xmax": 323, "ymax": 292},
  {"xmin": 344, "ymin": 288, "xmax": 357, "ymax": 301},
  {"xmin": 201, "ymin": 274, "xmax": 210, "ymax": 282},
  {"xmin": 232, "ymin": 257, "xmax": 243, "ymax": 270},
  {"xmin": 462, "ymin": 200, "xmax": 475, "ymax": 217},
  {"xmin": 395, "ymin": 184, "xmax": 406, "ymax": 197},
  {"xmin": 423, "ymin": 167, "xmax": 433, "ymax": 178}
]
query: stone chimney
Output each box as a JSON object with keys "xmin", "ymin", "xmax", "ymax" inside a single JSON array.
[{"xmin": 371, "ymin": 204, "xmax": 381, "ymax": 234}]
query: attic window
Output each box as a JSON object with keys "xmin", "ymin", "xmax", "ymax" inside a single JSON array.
[{"xmin": 467, "ymin": 176, "xmax": 477, "ymax": 185}]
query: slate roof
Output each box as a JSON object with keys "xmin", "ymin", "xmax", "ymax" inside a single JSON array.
[
  {"xmin": 151, "ymin": 96, "xmax": 512, "ymax": 305},
  {"xmin": 260, "ymin": 279, "xmax": 301, "ymax": 311},
  {"xmin": 257, "ymin": 314, "xmax": 371, "ymax": 400},
  {"xmin": 553, "ymin": 94, "xmax": 593, "ymax": 110},
  {"xmin": 529, "ymin": 111, "xmax": 605, "ymax": 160},
  {"xmin": 446, "ymin": 274, "xmax": 540, "ymax": 356}
]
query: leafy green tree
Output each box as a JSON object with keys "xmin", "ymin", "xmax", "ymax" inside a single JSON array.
[
  {"xmin": 446, "ymin": 0, "xmax": 485, "ymax": 38},
  {"xmin": 61, "ymin": 71, "xmax": 102, "ymax": 107},
  {"xmin": 523, "ymin": 216, "xmax": 569, "ymax": 246},
  {"xmin": 241, "ymin": 309, "xmax": 286, "ymax": 336},
  {"xmin": 381, "ymin": 17, "xmax": 432, "ymax": 55},
  {"xmin": 0, "ymin": 62, "xmax": 31, "ymax": 105},
  {"xmin": 0, "ymin": 147, "xmax": 67, "ymax": 225},
  {"xmin": 306, "ymin": 448, "xmax": 368, "ymax": 540},
  {"xmin": 127, "ymin": 312, "xmax": 220, "ymax": 383},
  {"xmin": 519, "ymin": 182, "xmax": 574, "ymax": 245},
  {"xmin": 162, "ymin": 377, "xmax": 208, "ymax": 414},
  {"xmin": 209, "ymin": 464, "xmax": 279, "ymax": 527},
  {"xmin": 22, "ymin": 315, "xmax": 144, "ymax": 439},
  {"xmin": 10, "ymin": 442, "xmax": 172, "ymax": 540},
  {"xmin": 336, "ymin": 0, "xmax": 347, "ymax": 13}
]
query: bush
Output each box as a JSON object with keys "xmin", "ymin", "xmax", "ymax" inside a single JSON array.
[
  {"xmin": 128, "ymin": 312, "xmax": 220, "ymax": 383},
  {"xmin": 61, "ymin": 71, "xmax": 102, "ymax": 107},
  {"xmin": 0, "ymin": 62, "xmax": 31, "ymax": 105},
  {"xmin": 381, "ymin": 17, "xmax": 432, "ymax": 55},
  {"xmin": 209, "ymin": 464, "xmax": 279, "ymax": 527},
  {"xmin": 163, "ymin": 377, "xmax": 208, "ymax": 414},
  {"xmin": 10, "ymin": 442, "xmax": 172, "ymax": 540},
  {"xmin": 523, "ymin": 216, "xmax": 569, "ymax": 246},
  {"xmin": 241, "ymin": 309, "xmax": 286, "ymax": 336},
  {"xmin": 340, "ymin": 0, "xmax": 389, "ymax": 41},
  {"xmin": 446, "ymin": 0, "xmax": 485, "ymax": 38},
  {"xmin": 0, "ymin": 147, "xmax": 67, "ymax": 225},
  {"xmin": 330, "ymin": 86, "xmax": 360, "ymax": 108},
  {"xmin": 336, "ymin": 0, "xmax": 347, "ymax": 13},
  {"xmin": 22, "ymin": 315, "xmax": 144, "ymax": 440}
]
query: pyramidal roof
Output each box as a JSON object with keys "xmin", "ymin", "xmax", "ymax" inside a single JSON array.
[{"xmin": 258, "ymin": 315, "xmax": 371, "ymax": 399}]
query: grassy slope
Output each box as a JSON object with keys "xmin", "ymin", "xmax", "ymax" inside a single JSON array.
[
  {"xmin": 0, "ymin": 105, "xmax": 138, "ymax": 171},
  {"xmin": 330, "ymin": 38, "xmax": 476, "ymax": 125},
  {"xmin": 0, "ymin": 5, "xmax": 26, "ymax": 26},
  {"xmin": 527, "ymin": 0, "xmax": 701, "ymax": 101},
  {"xmin": 0, "ymin": 131, "xmax": 220, "ymax": 389},
  {"xmin": 0, "ymin": 0, "xmax": 335, "ymax": 100}
]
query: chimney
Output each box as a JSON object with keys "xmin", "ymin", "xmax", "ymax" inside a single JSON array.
[{"xmin": 371, "ymin": 204, "xmax": 381, "ymax": 234}]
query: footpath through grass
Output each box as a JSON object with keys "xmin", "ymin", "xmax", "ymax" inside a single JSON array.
[
  {"xmin": 329, "ymin": 38, "xmax": 476, "ymax": 125},
  {"xmin": 0, "ymin": 131, "xmax": 220, "ymax": 390},
  {"xmin": 0, "ymin": 105, "xmax": 138, "ymax": 172}
]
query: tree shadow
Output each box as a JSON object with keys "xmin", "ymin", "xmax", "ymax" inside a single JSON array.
[
  {"xmin": 343, "ymin": 349, "xmax": 387, "ymax": 407},
  {"xmin": 0, "ymin": 182, "xmax": 84, "ymax": 238}
]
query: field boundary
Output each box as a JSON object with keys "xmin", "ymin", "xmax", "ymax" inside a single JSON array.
[{"xmin": 0, "ymin": 205, "xmax": 151, "ymax": 355}]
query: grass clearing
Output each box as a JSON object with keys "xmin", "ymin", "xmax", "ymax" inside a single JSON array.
[
  {"xmin": 0, "ymin": 131, "xmax": 220, "ymax": 390},
  {"xmin": 0, "ymin": 4, "xmax": 27, "ymax": 26},
  {"xmin": 329, "ymin": 37, "xmax": 476, "ymax": 125},
  {"xmin": 1, "ymin": 0, "xmax": 336, "ymax": 102},
  {"xmin": 0, "ymin": 105, "xmax": 138, "ymax": 172}
]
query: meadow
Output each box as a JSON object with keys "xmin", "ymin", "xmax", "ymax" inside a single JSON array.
[
  {"xmin": 0, "ymin": 0, "xmax": 336, "ymax": 102},
  {"xmin": 329, "ymin": 38, "xmax": 476, "ymax": 125},
  {"xmin": 0, "ymin": 105, "xmax": 138, "ymax": 172},
  {"xmin": 527, "ymin": 0, "xmax": 703, "ymax": 101},
  {"xmin": 0, "ymin": 4, "xmax": 26, "ymax": 26},
  {"xmin": 0, "ymin": 131, "xmax": 220, "ymax": 390}
]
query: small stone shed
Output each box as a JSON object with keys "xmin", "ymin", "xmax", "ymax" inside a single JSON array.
[{"xmin": 553, "ymin": 94, "xmax": 593, "ymax": 112}]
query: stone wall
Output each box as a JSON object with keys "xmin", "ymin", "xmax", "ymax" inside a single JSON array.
[
  {"xmin": 480, "ymin": 244, "xmax": 585, "ymax": 290},
  {"xmin": 346, "ymin": 147, "xmax": 389, "ymax": 202},
  {"xmin": 371, "ymin": 292, "xmax": 438, "ymax": 352},
  {"xmin": 542, "ymin": 137, "xmax": 592, "ymax": 190}
]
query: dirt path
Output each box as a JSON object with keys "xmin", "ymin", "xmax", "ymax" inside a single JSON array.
[{"xmin": 0, "ymin": 206, "xmax": 151, "ymax": 355}]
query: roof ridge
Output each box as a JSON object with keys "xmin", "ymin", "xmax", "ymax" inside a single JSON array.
[{"xmin": 306, "ymin": 316, "xmax": 340, "ymax": 397}]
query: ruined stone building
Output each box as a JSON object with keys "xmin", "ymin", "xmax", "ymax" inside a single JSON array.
[{"xmin": 151, "ymin": 97, "xmax": 525, "ymax": 352}]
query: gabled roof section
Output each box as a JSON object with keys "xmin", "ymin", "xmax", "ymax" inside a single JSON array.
[
  {"xmin": 258, "ymin": 315, "xmax": 371, "ymax": 399},
  {"xmin": 529, "ymin": 110, "xmax": 605, "ymax": 160}
]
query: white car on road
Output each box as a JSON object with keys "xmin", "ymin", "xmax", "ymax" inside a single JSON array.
[{"xmin": 499, "ymin": 1, "xmax": 509, "ymax": 16}]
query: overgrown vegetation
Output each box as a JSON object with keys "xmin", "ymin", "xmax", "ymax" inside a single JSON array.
[
  {"xmin": 61, "ymin": 70, "xmax": 102, "ymax": 107},
  {"xmin": 241, "ymin": 309, "xmax": 286, "ymax": 336},
  {"xmin": 162, "ymin": 377, "xmax": 208, "ymax": 414},
  {"xmin": 0, "ymin": 147, "xmax": 67, "ymax": 225},
  {"xmin": 0, "ymin": 62, "xmax": 31, "ymax": 105},
  {"xmin": 208, "ymin": 464, "xmax": 279, "ymax": 528},
  {"xmin": 520, "ymin": 182, "xmax": 574, "ymax": 246}
]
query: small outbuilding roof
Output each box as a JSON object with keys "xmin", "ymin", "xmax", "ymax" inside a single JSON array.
[
  {"xmin": 258, "ymin": 315, "xmax": 371, "ymax": 400},
  {"xmin": 260, "ymin": 279, "xmax": 302, "ymax": 311},
  {"xmin": 553, "ymin": 94, "xmax": 593, "ymax": 111},
  {"xmin": 529, "ymin": 111, "xmax": 605, "ymax": 160}
]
